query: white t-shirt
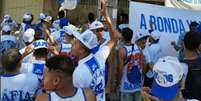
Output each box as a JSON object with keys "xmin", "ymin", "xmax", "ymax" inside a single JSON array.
[
  {"xmin": 20, "ymin": 60, "xmax": 46, "ymax": 82},
  {"xmin": 147, "ymin": 43, "xmax": 162, "ymax": 64},
  {"xmin": 0, "ymin": 35, "xmax": 17, "ymax": 53},
  {"xmin": 73, "ymin": 46, "xmax": 110, "ymax": 101},
  {"xmin": 51, "ymin": 29, "xmax": 65, "ymax": 44},
  {"xmin": 49, "ymin": 88, "xmax": 86, "ymax": 101},
  {"xmin": 142, "ymin": 47, "xmax": 151, "ymax": 64},
  {"xmin": 19, "ymin": 47, "xmax": 34, "ymax": 63},
  {"xmin": 1, "ymin": 73, "xmax": 40, "ymax": 100}
]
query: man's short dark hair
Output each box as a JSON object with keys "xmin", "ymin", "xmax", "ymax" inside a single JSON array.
[
  {"xmin": 33, "ymin": 48, "xmax": 48, "ymax": 58},
  {"xmin": 1, "ymin": 48, "xmax": 22, "ymax": 72},
  {"xmin": 88, "ymin": 13, "xmax": 95, "ymax": 23},
  {"xmin": 58, "ymin": 10, "xmax": 65, "ymax": 19},
  {"xmin": 184, "ymin": 31, "xmax": 201, "ymax": 51},
  {"xmin": 46, "ymin": 55, "xmax": 75, "ymax": 76},
  {"xmin": 121, "ymin": 27, "xmax": 133, "ymax": 42}
]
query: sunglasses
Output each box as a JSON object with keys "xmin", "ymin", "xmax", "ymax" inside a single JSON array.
[{"xmin": 96, "ymin": 28, "xmax": 104, "ymax": 32}]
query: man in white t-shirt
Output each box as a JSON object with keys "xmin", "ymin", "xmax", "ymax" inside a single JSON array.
[
  {"xmin": 135, "ymin": 31, "xmax": 154, "ymax": 88},
  {"xmin": 20, "ymin": 40, "xmax": 49, "ymax": 83},
  {"xmin": 35, "ymin": 55, "xmax": 96, "ymax": 101},
  {"xmin": 147, "ymin": 31, "xmax": 162, "ymax": 64},
  {"xmin": 71, "ymin": 1, "xmax": 120, "ymax": 100},
  {"xmin": 89, "ymin": 20, "xmax": 113, "ymax": 97},
  {"xmin": 1, "ymin": 48, "xmax": 40, "ymax": 101}
]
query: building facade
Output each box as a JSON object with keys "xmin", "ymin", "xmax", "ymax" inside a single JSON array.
[{"xmin": 0, "ymin": 0, "xmax": 164, "ymax": 24}]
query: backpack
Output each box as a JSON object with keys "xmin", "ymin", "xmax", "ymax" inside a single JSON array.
[
  {"xmin": 123, "ymin": 44, "xmax": 143, "ymax": 84},
  {"xmin": 182, "ymin": 56, "xmax": 201, "ymax": 100}
]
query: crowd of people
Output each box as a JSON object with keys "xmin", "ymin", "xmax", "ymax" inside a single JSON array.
[{"xmin": 1, "ymin": 0, "xmax": 201, "ymax": 101}]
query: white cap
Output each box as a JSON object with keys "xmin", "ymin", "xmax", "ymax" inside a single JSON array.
[
  {"xmin": 135, "ymin": 31, "xmax": 149, "ymax": 41},
  {"xmin": 52, "ymin": 20, "xmax": 60, "ymax": 29},
  {"xmin": 68, "ymin": 24, "xmax": 78, "ymax": 32},
  {"xmin": 3, "ymin": 15, "xmax": 11, "ymax": 21},
  {"xmin": 73, "ymin": 30, "xmax": 98, "ymax": 49},
  {"xmin": 63, "ymin": 26, "xmax": 74, "ymax": 36},
  {"xmin": 23, "ymin": 28, "xmax": 35, "ymax": 43},
  {"xmin": 151, "ymin": 56, "xmax": 184, "ymax": 100},
  {"xmin": 34, "ymin": 39, "xmax": 48, "ymax": 50},
  {"xmin": 89, "ymin": 21, "xmax": 104, "ymax": 30},
  {"xmin": 150, "ymin": 31, "xmax": 160, "ymax": 40},
  {"xmin": 2, "ymin": 25, "xmax": 11, "ymax": 32},
  {"xmin": 44, "ymin": 16, "xmax": 52, "ymax": 22},
  {"xmin": 39, "ymin": 13, "xmax": 47, "ymax": 20},
  {"xmin": 23, "ymin": 13, "xmax": 32, "ymax": 21}
]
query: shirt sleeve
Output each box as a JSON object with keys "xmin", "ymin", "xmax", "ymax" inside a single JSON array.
[{"xmin": 73, "ymin": 66, "xmax": 93, "ymax": 88}]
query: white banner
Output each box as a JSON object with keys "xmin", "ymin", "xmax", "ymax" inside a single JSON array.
[
  {"xmin": 129, "ymin": 1, "xmax": 201, "ymax": 57},
  {"xmin": 165, "ymin": 0, "xmax": 201, "ymax": 11}
]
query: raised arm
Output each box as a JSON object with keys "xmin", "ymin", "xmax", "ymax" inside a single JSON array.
[{"xmin": 101, "ymin": 0, "xmax": 121, "ymax": 51}]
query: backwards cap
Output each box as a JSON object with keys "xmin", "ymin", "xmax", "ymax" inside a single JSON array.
[
  {"xmin": 151, "ymin": 56, "xmax": 184, "ymax": 101},
  {"xmin": 73, "ymin": 30, "xmax": 98, "ymax": 49},
  {"xmin": 33, "ymin": 39, "xmax": 48, "ymax": 50}
]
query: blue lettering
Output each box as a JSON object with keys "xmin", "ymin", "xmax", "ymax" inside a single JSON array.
[
  {"xmin": 24, "ymin": 92, "xmax": 32, "ymax": 101},
  {"xmin": 171, "ymin": 18, "xmax": 178, "ymax": 33},
  {"xmin": 164, "ymin": 74, "xmax": 173, "ymax": 82},
  {"xmin": 140, "ymin": 14, "xmax": 147, "ymax": 30},
  {"xmin": 2, "ymin": 90, "xmax": 32, "ymax": 101},
  {"xmin": 150, "ymin": 15, "xmax": 156, "ymax": 30},
  {"xmin": 10, "ymin": 90, "xmax": 18, "ymax": 100},
  {"xmin": 19, "ymin": 90, "xmax": 23, "ymax": 101},
  {"xmin": 157, "ymin": 17, "xmax": 164, "ymax": 32},
  {"xmin": 179, "ymin": 19, "xmax": 186, "ymax": 35},
  {"xmin": 163, "ymin": 17, "xmax": 172, "ymax": 33},
  {"xmin": 187, "ymin": 20, "xmax": 192, "ymax": 27},
  {"xmin": 2, "ymin": 93, "xmax": 9, "ymax": 101}
]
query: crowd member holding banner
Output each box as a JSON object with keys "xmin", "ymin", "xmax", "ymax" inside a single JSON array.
[
  {"xmin": 135, "ymin": 31, "xmax": 153, "ymax": 88},
  {"xmin": 147, "ymin": 31, "xmax": 162, "ymax": 64},
  {"xmin": 72, "ymin": 0, "xmax": 120, "ymax": 100},
  {"xmin": 118, "ymin": 27, "xmax": 145, "ymax": 101},
  {"xmin": 181, "ymin": 31, "xmax": 201, "ymax": 101},
  {"xmin": 171, "ymin": 21, "xmax": 199, "ymax": 62},
  {"xmin": 1, "ymin": 48, "xmax": 40, "ymax": 101},
  {"xmin": 35, "ymin": 55, "xmax": 95, "ymax": 101}
]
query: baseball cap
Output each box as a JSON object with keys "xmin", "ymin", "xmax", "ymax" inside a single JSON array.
[
  {"xmin": 63, "ymin": 26, "xmax": 75, "ymax": 36},
  {"xmin": 150, "ymin": 31, "xmax": 160, "ymax": 40},
  {"xmin": 68, "ymin": 24, "xmax": 79, "ymax": 32},
  {"xmin": 89, "ymin": 20, "xmax": 104, "ymax": 30},
  {"xmin": 151, "ymin": 56, "xmax": 184, "ymax": 101},
  {"xmin": 135, "ymin": 31, "xmax": 149, "ymax": 41},
  {"xmin": 39, "ymin": 13, "xmax": 47, "ymax": 20},
  {"xmin": 23, "ymin": 13, "xmax": 32, "ymax": 21},
  {"xmin": 44, "ymin": 16, "xmax": 52, "ymax": 23},
  {"xmin": 3, "ymin": 15, "xmax": 11, "ymax": 21},
  {"xmin": 2, "ymin": 25, "xmax": 11, "ymax": 32},
  {"xmin": 33, "ymin": 39, "xmax": 48, "ymax": 50},
  {"xmin": 23, "ymin": 28, "xmax": 35, "ymax": 43},
  {"xmin": 53, "ymin": 20, "xmax": 60, "ymax": 29},
  {"xmin": 73, "ymin": 30, "xmax": 98, "ymax": 49}
]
